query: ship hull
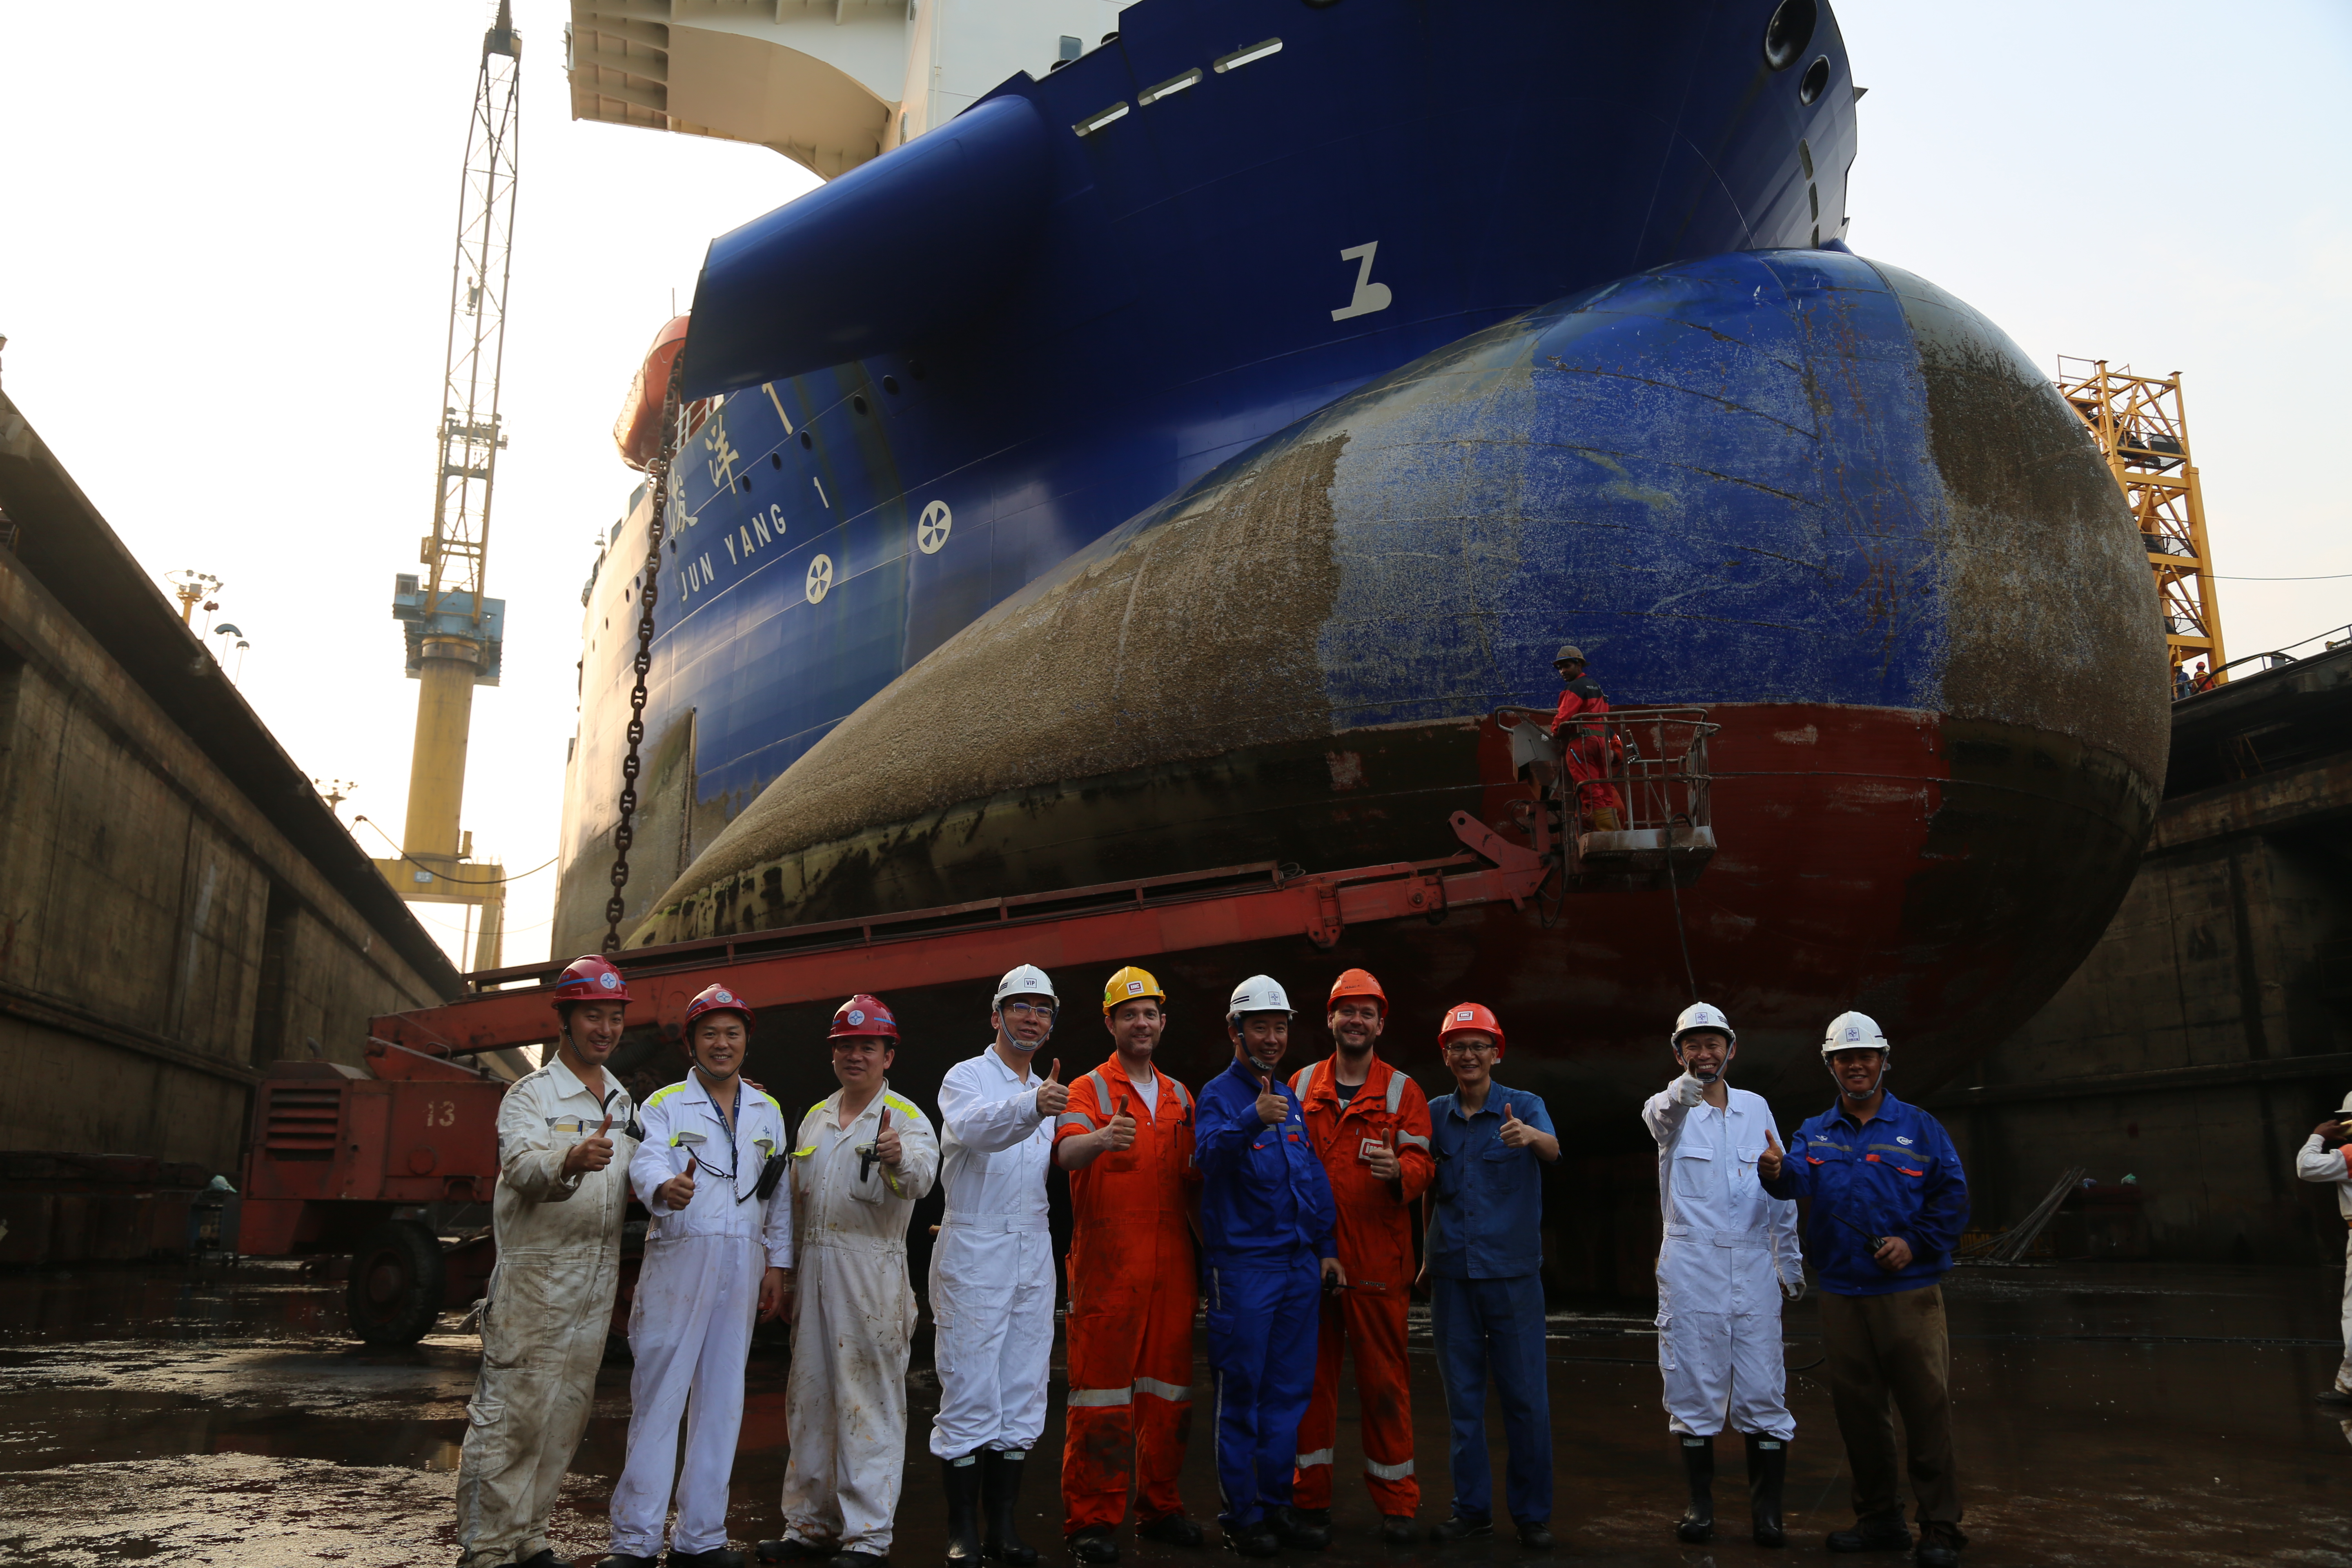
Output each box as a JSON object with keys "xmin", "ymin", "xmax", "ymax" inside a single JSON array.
[{"xmin": 556, "ymin": 0, "xmax": 1862, "ymax": 953}]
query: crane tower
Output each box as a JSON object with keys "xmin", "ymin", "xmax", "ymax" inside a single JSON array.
[
  {"xmin": 378, "ymin": 1, "xmax": 519, "ymax": 969},
  {"xmin": 2056, "ymin": 358, "xmax": 2226, "ymax": 689}
]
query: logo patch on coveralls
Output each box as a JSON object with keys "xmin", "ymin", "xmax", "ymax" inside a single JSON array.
[{"xmin": 1896, "ymin": 1136, "xmax": 1913, "ymax": 1145}]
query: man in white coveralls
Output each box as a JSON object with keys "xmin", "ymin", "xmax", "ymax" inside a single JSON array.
[
  {"xmin": 757, "ymin": 993, "xmax": 939, "ymax": 1568},
  {"xmin": 454, "ymin": 954, "xmax": 640, "ymax": 1568},
  {"xmin": 1642, "ymin": 1002, "xmax": 1803, "ymax": 1549},
  {"xmin": 929, "ymin": 964, "xmax": 1069, "ymax": 1568},
  {"xmin": 603, "ymin": 984, "xmax": 795, "ymax": 1568},
  {"xmin": 2299, "ymin": 1088, "xmax": 2352, "ymax": 1408}
]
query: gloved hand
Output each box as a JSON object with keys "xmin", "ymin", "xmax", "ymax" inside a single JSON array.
[
  {"xmin": 1670, "ymin": 1072, "xmax": 1707, "ymax": 1107},
  {"xmin": 1781, "ymin": 1271, "xmax": 1807, "ymax": 1303}
]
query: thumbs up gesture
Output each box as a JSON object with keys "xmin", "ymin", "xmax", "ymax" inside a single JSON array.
[
  {"xmin": 655, "ymin": 1157, "xmax": 697, "ymax": 1212},
  {"xmin": 1103, "ymin": 1094, "xmax": 1138, "ymax": 1152},
  {"xmin": 1255, "ymin": 1073, "xmax": 1287, "ymax": 1125},
  {"xmin": 1759, "ymin": 1128, "xmax": 1785, "ymax": 1182},
  {"xmin": 563, "ymin": 1112, "xmax": 616, "ymax": 1177},
  {"xmin": 1364, "ymin": 1128, "xmax": 1402, "ymax": 1181},
  {"xmin": 875, "ymin": 1105, "xmax": 903, "ymax": 1169},
  {"xmin": 1035, "ymin": 1059, "xmax": 1070, "ymax": 1116},
  {"xmin": 1498, "ymin": 1103, "xmax": 1538, "ymax": 1149}
]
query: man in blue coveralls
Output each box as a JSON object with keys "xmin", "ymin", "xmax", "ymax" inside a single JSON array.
[
  {"xmin": 1195, "ymin": 974, "xmax": 1343, "ymax": 1558},
  {"xmin": 1760, "ymin": 1011, "xmax": 1970, "ymax": 1568},
  {"xmin": 1424, "ymin": 1002, "xmax": 1558, "ymax": 1548}
]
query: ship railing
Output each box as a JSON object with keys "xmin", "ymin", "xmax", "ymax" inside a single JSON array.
[{"xmin": 1490, "ymin": 705, "xmax": 1719, "ymax": 882}]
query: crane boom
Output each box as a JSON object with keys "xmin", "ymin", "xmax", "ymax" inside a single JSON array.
[{"xmin": 379, "ymin": 1, "xmax": 520, "ymax": 970}]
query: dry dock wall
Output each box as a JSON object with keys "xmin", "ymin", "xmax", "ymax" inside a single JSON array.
[
  {"xmin": 0, "ymin": 393, "xmax": 459, "ymax": 1263},
  {"xmin": 1935, "ymin": 648, "xmax": 2352, "ymax": 1265}
]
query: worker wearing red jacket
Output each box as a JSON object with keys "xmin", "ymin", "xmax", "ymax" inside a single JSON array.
[
  {"xmin": 1286, "ymin": 969, "xmax": 1436, "ymax": 1543},
  {"xmin": 1053, "ymin": 966, "xmax": 1206, "ymax": 1563},
  {"xmin": 1550, "ymin": 644, "xmax": 1624, "ymax": 831}
]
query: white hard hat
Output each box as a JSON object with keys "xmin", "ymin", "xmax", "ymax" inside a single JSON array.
[
  {"xmin": 1822, "ymin": 1010, "xmax": 1891, "ymax": 1058},
  {"xmin": 2338, "ymin": 1087, "xmax": 2352, "ymax": 1116},
  {"xmin": 1227, "ymin": 974, "xmax": 1294, "ymax": 1022},
  {"xmin": 993, "ymin": 964, "xmax": 1057, "ymax": 1007},
  {"xmin": 1671, "ymin": 1002, "xmax": 1735, "ymax": 1049}
]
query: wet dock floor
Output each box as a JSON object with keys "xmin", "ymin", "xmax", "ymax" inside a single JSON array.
[{"xmin": 0, "ymin": 1260, "xmax": 2345, "ymax": 1567}]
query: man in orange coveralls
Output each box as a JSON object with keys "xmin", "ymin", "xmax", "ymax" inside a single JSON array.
[
  {"xmin": 1053, "ymin": 965, "xmax": 1207, "ymax": 1563},
  {"xmin": 1286, "ymin": 969, "xmax": 1436, "ymax": 1544},
  {"xmin": 1550, "ymin": 643, "xmax": 1624, "ymax": 831}
]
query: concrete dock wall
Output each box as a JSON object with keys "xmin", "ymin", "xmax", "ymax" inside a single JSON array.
[
  {"xmin": 0, "ymin": 394, "xmax": 460, "ymax": 1261},
  {"xmin": 1938, "ymin": 653, "xmax": 2352, "ymax": 1264}
]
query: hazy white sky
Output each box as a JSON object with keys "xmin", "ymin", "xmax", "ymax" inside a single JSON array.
[{"xmin": 1, "ymin": 1, "xmax": 2344, "ymax": 970}]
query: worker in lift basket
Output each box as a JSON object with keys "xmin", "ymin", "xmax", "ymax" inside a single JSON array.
[
  {"xmin": 1549, "ymin": 644, "xmax": 1625, "ymax": 832},
  {"xmin": 1285, "ymin": 968, "xmax": 1435, "ymax": 1546},
  {"xmin": 759, "ymin": 994, "xmax": 939, "ymax": 1568},
  {"xmin": 2296, "ymin": 1089, "xmax": 2352, "ymax": 1409},
  {"xmin": 602, "ymin": 985, "xmax": 795, "ymax": 1568},
  {"xmin": 1424, "ymin": 1002, "xmax": 1559, "ymax": 1548},
  {"xmin": 453, "ymin": 955, "xmax": 642, "ymax": 1568},
  {"xmin": 1759, "ymin": 1012, "xmax": 1970, "ymax": 1568},
  {"xmin": 1642, "ymin": 1002, "xmax": 1804, "ymax": 1550},
  {"xmin": 1194, "ymin": 974, "xmax": 1343, "ymax": 1559},
  {"xmin": 1053, "ymin": 966, "xmax": 1208, "ymax": 1563},
  {"xmin": 928, "ymin": 965, "xmax": 1069, "ymax": 1568}
]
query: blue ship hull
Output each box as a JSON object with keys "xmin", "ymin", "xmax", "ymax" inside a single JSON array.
[{"xmin": 555, "ymin": 0, "xmax": 2165, "ymax": 1125}]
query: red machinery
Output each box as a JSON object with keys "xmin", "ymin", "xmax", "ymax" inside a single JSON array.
[{"xmin": 241, "ymin": 710, "xmax": 1716, "ymax": 1341}]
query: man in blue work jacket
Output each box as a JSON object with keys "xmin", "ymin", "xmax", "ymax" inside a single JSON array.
[
  {"xmin": 1424, "ymin": 1002, "xmax": 1558, "ymax": 1548},
  {"xmin": 1760, "ymin": 1011, "xmax": 1970, "ymax": 1568},
  {"xmin": 1195, "ymin": 974, "xmax": 1343, "ymax": 1558}
]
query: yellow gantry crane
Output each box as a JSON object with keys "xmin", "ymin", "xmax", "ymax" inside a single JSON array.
[
  {"xmin": 377, "ymin": 2, "xmax": 521, "ymax": 970},
  {"xmin": 2056, "ymin": 358, "xmax": 2226, "ymax": 691}
]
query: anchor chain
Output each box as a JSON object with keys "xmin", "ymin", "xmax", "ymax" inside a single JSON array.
[{"xmin": 601, "ymin": 356, "xmax": 687, "ymax": 954}]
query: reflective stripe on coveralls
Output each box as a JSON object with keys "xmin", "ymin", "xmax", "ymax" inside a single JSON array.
[
  {"xmin": 610, "ymin": 1077, "xmax": 794, "ymax": 1558},
  {"xmin": 1056, "ymin": 1061, "xmax": 1200, "ymax": 1533},
  {"xmin": 931, "ymin": 1046, "xmax": 1058, "ymax": 1459},
  {"xmin": 1644, "ymin": 1078, "xmax": 1801, "ymax": 1440},
  {"xmin": 455, "ymin": 1058, "xmax": 636, "ymax": 1568},
  {"xmin": 1194, "ymin": 1057, "xmax": 1338, "ymax": 1526},
  {"xmin": 1285, "ymin": 1057, "xmax": 1434, "ymax": 1516},
  {"xmin": 2294, "ymin": 1135, "xmax": 2352, "ymax": 1394},
  {"xmin": 777, "ymin": 1087, "xmax": 940, "ymax": 1555}
]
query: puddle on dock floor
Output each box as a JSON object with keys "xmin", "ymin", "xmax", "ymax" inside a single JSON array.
[{"xmin": 0, "ymin": 1259, "xmax": 2345, "ymax": 1566}]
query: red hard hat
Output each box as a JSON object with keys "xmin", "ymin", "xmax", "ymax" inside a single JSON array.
[
  {"xmin": 829, "ymin": 993, "xmax": 899, "ymax": 1041},
  {"xmin": 1439, "ymin": 1001, "xmax": 1506, "ymax": 1056},
  {"xmin": 683, "ymin": 983, "xmax": 754, "ymax": 1034},
  {"xmin": 1328, "ymin": 968, "xmax": 1388, "ymax": 1014},
  {"xmin": 552, "ymin": 954, "xmax": 631, "ymax": 1007}
]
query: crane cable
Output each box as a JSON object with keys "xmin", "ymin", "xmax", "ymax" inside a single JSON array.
[{"xmin": 602, "ymin": 354, "xmax": 687, "ymax": 955}]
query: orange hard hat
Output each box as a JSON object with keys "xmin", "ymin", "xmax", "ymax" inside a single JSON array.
[
  {"xmin": 1438, "ymin": 1001, "xmax": 1506, "ymax": 1056},
  {"xmin": 1328, "ymin": 968, "xmax": 1388, "ymax": 1014}
]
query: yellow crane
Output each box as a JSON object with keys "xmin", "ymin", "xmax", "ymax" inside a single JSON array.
[
  {"xmin": 377, "ymin": 2, "xmax": 521, "ymax": 970},
  {"xmin": 2056, "ymin": 358, "xmax": 2226, "ymax": 690}
]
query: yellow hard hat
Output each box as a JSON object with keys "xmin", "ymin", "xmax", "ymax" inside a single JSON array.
[{"xmin": 1102, "ymin": 965, "xmax": 1167, "ymax": 1015}]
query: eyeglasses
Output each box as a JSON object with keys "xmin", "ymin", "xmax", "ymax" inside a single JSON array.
[
  {"xmin": 1002, "ymin": 1000, "xmax": 1056, "ymax": 1020},
  {"xmin": 1441, "ymin": 1041, "xmax": 1495, "ymax": 1057}
]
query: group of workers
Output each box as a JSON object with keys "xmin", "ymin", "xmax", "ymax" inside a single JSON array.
[{"xmin": 448, "ymin": 944, "xmax": 1980, "ymax": 1568}]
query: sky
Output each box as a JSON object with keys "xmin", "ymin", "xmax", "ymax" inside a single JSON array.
[{"xmin": 0, "ymin": 0, "xmax": 2345, "ymax": 971}]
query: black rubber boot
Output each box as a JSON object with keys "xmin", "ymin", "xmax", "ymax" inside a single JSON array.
[
  {"xmin": 1744, "ymin": 1432, "xmax": 1787, "ymax": 1548},
  {"xmin": 944, "ymin": 1455, "xmax": 984, "ymax": 1568},
  {"xmin": 1675, "ymin": 1435, "xmax": 1714, "ymax": 1543},
  {"xmin": 1066, "ymin": 1527, "xmax": 1119, "ymax": 1564},
  {"xmin": 1219, "ymin": 1521, "xmax": 1278, "ymax": 1559},
  {"xmin": 1134, "ymin": 1515, "xmax": 1202, "ymax": 1548},
  {"xmin": 1267, "ymin": 1508, "xmax": 1331, "ymax": 1551},
  {"xmin": 981, "ymin": 1449, "xmax": 1041, "ymax": 1567}
]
